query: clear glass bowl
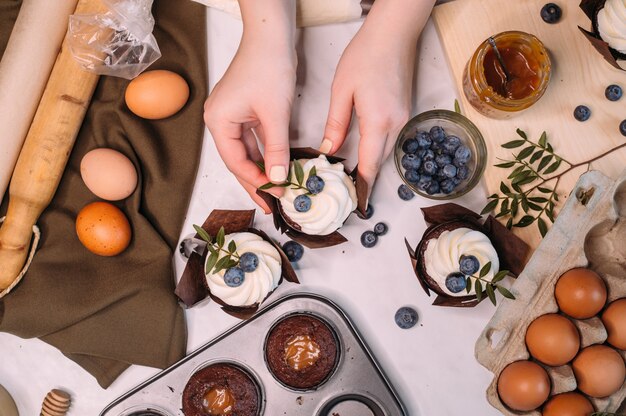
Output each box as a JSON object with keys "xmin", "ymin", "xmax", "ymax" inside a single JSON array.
[{"xmin": 394, "ymin": 109, "xmax": 487, "ymax": 200}]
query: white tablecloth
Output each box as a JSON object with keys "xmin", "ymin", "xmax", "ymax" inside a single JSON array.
[{"xmin": 0, "ymin": 8, "xmax": 502, "ymax": 416}]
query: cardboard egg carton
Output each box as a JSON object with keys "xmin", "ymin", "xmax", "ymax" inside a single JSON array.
[{"xmin": 475, "ymin": 169, "xmax": 626, "ymax": 415}]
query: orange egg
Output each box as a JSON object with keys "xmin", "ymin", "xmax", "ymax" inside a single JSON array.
[
  {"xmin": 526, "ymin": 314, "xmax": 580, "ymax": 366},
  {"xmin": 555, "ymin": 268, "xmax": 607, "ymax": 319},
  {"xmin": 602, "ymin": 298, "xmax": 626, "ymax": 350},
  {"xmin": 76, "ymin": 202, "xmax": 131, "ymax": 256},
  {"xmin": 125, "ymin": 70, "xmax": 189, "ymax": 119},
  {"xmin": 542, "ymin": 392, "xmax": 594, "ymax": 416},
  {"xmin": 497, "ymin": 360, "xmax": 551, "ymax": 411},
  {"xmin": 573, "ymin": 345, "xmax": 625, "ymax": 398}
]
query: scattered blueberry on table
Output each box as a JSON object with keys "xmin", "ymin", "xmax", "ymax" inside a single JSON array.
[
  {"xmin": 399, "ymin": 125, "xmax": 473, "ymax": 197},
  {"xmin": 294, "ymin": 194, "xmax": 311, "ymax": 212},
  {"xmin": 395, "ymin": 307, "xmax": 419, "ymax": 329},
  {"xmin": 239, "ymin": 252, "xmax": 259, "ymax": 272},
  {"xmin": 398, "ymin": 184, "xmax": 415, "ymax": 201},
  {"xmin": 373, "ymin": 222, "xmax": 388, "ymax": 236},
  {"xmin": 305, "ymin": 175, "xmax": 325, "ymax": 194},
  {"xmin": 282, "ymin": 240, "xmax": 304, "ymax": 262},
  {"xmin": 360, "ymin": 230, "xmax": 378, "ymax": 248},
  {"xmin": 224, "ymin": 267, "xmax": 245, "ymax": 287},
  {"xmin": 540, "ymin": 3, "xmax": 562, "ymax": 24},
  {"xmin": 620, "ymin": 120, "xmax": 626, "ymax": 137},
  {"xmin": 605, "ymin": 84, "xmax": 622, "ymax": 102},
  {"xmin": 445, "ymin": 272, "xmax": 467, "ymax": 294},
  {"xmin": 573, "ymin": 105, "xmax": 591, "ymax": 122}
]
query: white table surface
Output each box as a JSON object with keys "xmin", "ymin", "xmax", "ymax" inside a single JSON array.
[{"xmin": 0, "ymin": 8, "xmax": 503, "ymax": 416}]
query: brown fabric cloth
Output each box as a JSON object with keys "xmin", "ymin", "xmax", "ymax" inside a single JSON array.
[{"xmin": 0, "ymin": 0, "xmax": 207, "ymax": 388}]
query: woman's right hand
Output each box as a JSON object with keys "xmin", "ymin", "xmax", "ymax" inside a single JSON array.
[{"xmin": 204, "ymin": 0, "xmax": 296, "ymax": 212}]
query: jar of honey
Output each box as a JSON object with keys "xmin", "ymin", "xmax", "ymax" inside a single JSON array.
[{"xmin": 463, "ymin": 31, "xmax": 551, "ymax": 118}]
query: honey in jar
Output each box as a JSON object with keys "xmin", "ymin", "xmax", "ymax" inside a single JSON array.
[{"xmin": 463, "ymin": 31, "xmax": 551, "ymax": 118}]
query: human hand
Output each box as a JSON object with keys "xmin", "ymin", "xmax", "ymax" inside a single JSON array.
[
  {"xmin": 204, "ymin": 1, "xmax": 296, "ymax": 212},
  {"xmin": 319, "ymin": 0, "xmax": 435, "ymax": 201}
]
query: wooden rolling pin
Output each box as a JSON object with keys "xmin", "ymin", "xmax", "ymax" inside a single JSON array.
[{"xmin": 0, "ymin": 0, "xmax": 104, "ymax": 290}]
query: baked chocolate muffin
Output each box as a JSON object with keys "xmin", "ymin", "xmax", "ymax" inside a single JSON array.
[
  {"xmin": 265, "ymin": 314, "xmax": 338, "ymax": 390},
  {"xmin": 182, "ymin": 363, "xmax": 260, "ymax": 416}
]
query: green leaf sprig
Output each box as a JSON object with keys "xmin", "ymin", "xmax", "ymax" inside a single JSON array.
[
  {"xmin": 259, "ymin": 160, "xmax": 317, "ymax": 193},
  {"xmin": 482, "ymin": 129, "xmax": 626, "ymax": 237},
  {"xmin": 193, "ymin": 225, "xmax": 240, "ymax": 275},
  {"xmin": 465, "ymin": 262, "xmax": 515, "ymax": 306}
]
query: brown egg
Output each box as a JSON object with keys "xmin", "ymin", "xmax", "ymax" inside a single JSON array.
[
  {"xmin": 573, "ymin": 345, "xmax": 625, "ymax": 398},
  {"xmin": 76, "ymin": 202, "xmax": 131, "ymax": 256},
  {"xmin": 125, "ymin": 70, "xmax": 189, "ymax": 119},
  {"xmin": 526, "ymin": 313, "xmax": 580, "ymax": 366},
  {"xmin": 80, "ymin": 148, "xmax": 137, "ymax": 201},
  {"xmin": 497, "ymin": 360, "xmax": 551, "ymax": 411},
  {"xmin": 602, "ymin": 298, "xmax": 626, "ymax": 350},
  {"xmin": 555, "ymin": 268, "xmax": 607, "ymax": 319},
  {"xmin": 542, "ymin": 392, "xmax": 594, "ymax": 416}
]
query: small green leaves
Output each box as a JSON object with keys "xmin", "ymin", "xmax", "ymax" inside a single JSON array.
[
  {"xmin": 194, "ymin": 224, "xmax": 212, "ymax": 243},
  {"xmin": 454, "ymin": 99, "xmax": 462, "ymax": 114},
  {"xmin": 481, "ymin": 199, "xmax": 498, "ymax": 215},
  {"xmin": 497, "ymin": 285, "xmax": 515, "ymax": 300},
  {"xmin": 195, "ymin": 225, "xmax": 242, "ymax": 275},
  {"xmin": 293, "ymin": 160, "xmax": 304, "ymax": 186},
  {"xmin": 502, "ymin": 140, "xmax": 526, "ymax": 149},
  {"xmin": 466, "ymin": 264, "xmax": 514, "ymax": 306},
  {"xmin": 480, "ymin": 262, "xmax": 492, "ymax": 278},
  {"xmin": 255, "ymin": 161, "xmax": 266, "ymax": 172},
  {"xmin": 216, "ymin": 227, "xmax": 225, "ymax": 248},
  {"xmin": 309, "ymin": 166, "xmax": 317, "ymax": 178}
]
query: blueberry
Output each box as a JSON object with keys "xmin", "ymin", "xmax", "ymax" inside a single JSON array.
[
  {"xmin": 306, "ymin": 175, "xmax": 325, "ymax": 194},
  {"xmin": 456, "ymin": 165, "xmax": 470, "ymax": 180},
  {"xmin": 401, "ymin": 153, "xmax": 422, "ymax": 171},
  {"xmin": 426, "ymin": 181, "xmax": 440, "ymax": 195},
  {"xmin": 606, "ymin": 84, "xmax": 623, "ymax": 101},
  {"xmin": 430, "ymin": 125, "xmax": 446, "ymax": 143},
  {"xmin": 574, "ymin": 105, "xmax": 591, "ymax": 122},
  {"xmin": 445, "ymin": 272, "xmax": 467, "ymax": 294},
  {"xmin": 459, "ymin": 255, "xmax": 480, "ymax": 275},
  {"xmin": 398, "ymin": 184, "xmax": 414, "ymax": 200},
  {"xmin": 361, "ymin": 230, "xmax": 378, "ymax": 248},
  {"xmin": 282, "ymin": 240, "xmax": 304, "ymax": 262},
  {"xmin": 440, "ymin": 178, "xmax": 457, "ymax": 194},
  {"xmin": 442, "ymin": 164, "xmax": 457, "ymax": 178},
  {"xmin": 454, "ymin": 145, "xmax": 472, "ymax": 164},
  {"xmin": 419, "ymin": 149, "xmax": 435, "ymax": 161},
  {"xmin": 374, "ymin": 222, "xmax": 388, "ymax": 236},
  {"xmin": 416, "ymin": 175, "xmax": 433, "ymax": 192},
  {"xmin": 430, "ymin": 141, "xmax": 444, "ymax": 155},
  {"xmin": 435, "ymin": 169, "xmax": 448, "ymax": 183},
  {"xmin": 402, "ymin": 138, "xmax": 420, "ymax": 154},
  {"xmin": 224, "ymin": 267, "xmax": 245, "ymax": 287},
  {"xmin": 239, "ymin": 252, "xmax": 259, "ymax": 272},
  {"xmin": 394, "ymin": 306, "xmax": 418, "ymax": 329},
  {"xmin": 435, "ymin": 154, "xmax": 452, "ymax": 167},
  {"xmin": 294, "ymin": 194, "xmax": 312, "ymax": 212},
  {"xmin": 358, "ymin": 203, "xmax": 374, "ymax": 220},
  {"xmin": 416, "ymin": 132, "xmax": 433, "ymax": 149},
  {"xmin": 620, "ymin": 120, "xmax": 626, "ymax": 137},
  {"xmin": 422, "ymin": 160, "xmax": 437, "ymax": 176},
  {"xmin": 443, "ymin": 136, "xmax": 462, "ymax": 155},
  {"xmin": 404, "ymin": 169, "xmax": 420, "ymax": 183},
  {"xmin": 540, "ymin": 3, "xmax": 562, "ymax": 24}
]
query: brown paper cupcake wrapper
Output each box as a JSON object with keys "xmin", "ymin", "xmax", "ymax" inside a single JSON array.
[
  {"xmin": 257, "ymin": 147, "xmax": 368, "ymax": 249},
  {"xmin": 405, "ymin": 203, "xmax": 531, "ymax": 308},
  {"xmin": 578, "ymin": 0, "xmax": 626, "ymax": 71},
  {"xmin": 175, "ymin": 209, "xmax": 299, "ymax": 319}
]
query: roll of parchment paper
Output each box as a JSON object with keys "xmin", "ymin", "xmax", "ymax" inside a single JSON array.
[
  {"xmin": 0, "ymin": 0, "xmax": 79, "ymax": 201},
  {"xmin": 192, "ymin": 0, "xmax": 370, "ymax": 27}
]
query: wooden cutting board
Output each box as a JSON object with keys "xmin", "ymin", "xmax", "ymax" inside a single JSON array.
[{"xmin": 432, "ymin": 0, "xmax": 626, "ymax": 249}]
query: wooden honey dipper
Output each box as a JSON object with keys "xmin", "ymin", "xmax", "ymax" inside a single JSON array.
[{"xmin": 40, "ymin": 389, "xmax": 71, "ymax": 416}]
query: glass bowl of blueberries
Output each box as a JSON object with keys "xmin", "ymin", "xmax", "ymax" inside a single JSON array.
[{"xmin": 394, "ymin": 109, "xmax": 487, "ymax": 200}]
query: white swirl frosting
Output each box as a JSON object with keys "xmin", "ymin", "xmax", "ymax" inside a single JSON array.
[
  {"xmin": 598, "ymin": 0, "xmax": 626, "ymax": 53},
  {"xmin": 424, "ymin": 227, "xmax": 500, "ymax": 297},
  {"xmin": 279, "ymin": 155, "xmax": 357, "ymax": 235},
  {"xmin": 205, "ymin": 232, "xmax": 282, "ymax": 307}
]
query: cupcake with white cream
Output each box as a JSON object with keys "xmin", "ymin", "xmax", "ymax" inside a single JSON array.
[{"xmin": 597, "ymin": 0, "xmax": 626, "ymax": 56}]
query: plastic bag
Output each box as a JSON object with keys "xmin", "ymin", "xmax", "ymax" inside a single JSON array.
[{"xmin": 68, "ymin": 0, "xmax": 161, "ymax": 79}]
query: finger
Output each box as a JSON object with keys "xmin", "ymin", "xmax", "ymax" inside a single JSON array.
[
  {"xmin": 258, "ymin": 110, "xmax": 291, "ymax": 184},
  {"xmin": 320, "ymin": 85, "xmax": 353, "ymax": 155},
  {"xmin": 242, "ymin": 128, "xmax": 263, "ymax": 164},
  {"xmin": 357, "ymin": 124, "xmax": 389, "ymax": 197},
  {"xmin": 236, "ymin": 176, "xmax": 271, "ymax": 214},
  {"xmin": 207, "ymin": 119, "xmax": 269, "ymax": 189}
]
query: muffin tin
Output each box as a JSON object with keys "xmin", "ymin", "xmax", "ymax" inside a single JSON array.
[
  {"xmin": 100, "ymin": 293, "xmax": 407, "ymax": 416},
  {"xmin": 475, "ymin": 169, "xmax": 626, "ymax": 414}
]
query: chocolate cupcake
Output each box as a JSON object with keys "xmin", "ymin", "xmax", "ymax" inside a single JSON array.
[
  {"xmin": 265, "ymin": 314, "xmax": 339, "ymax": 390},
  {"xmin": 182, "ymin": 363, "xmax": 260, "ymax": 416}
]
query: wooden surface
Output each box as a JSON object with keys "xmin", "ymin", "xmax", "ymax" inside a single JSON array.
[
  {"xmin": 432, "ymin": 0, "xmax": 626, "ymax": 249},
  {"xmin": 0, "ymin": 0, "xmax": 102, "ymax": 289}
]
